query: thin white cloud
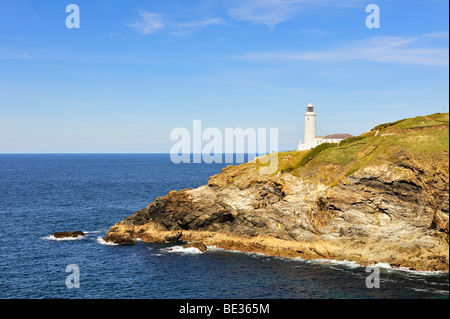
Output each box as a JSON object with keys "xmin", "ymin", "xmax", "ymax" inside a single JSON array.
[
  {"xmin": 171, "ymin": 18, "xmax": 225, "ymax": 36},
  {"xmin": 126, "ymin": 11, "xmax": 165, "ymax": 35},
  {"xmin": 177, "ymin": 17, "xmax": 224, "ymax": 28},
  {"xmin": 239, "ymin": 35, "xmax": 449, "ymax": 67},
  {"xmin": 224, "ymin": 0, "xmax": 363, "ymax": 28},
  {"xmin": 127, "ymin": 1, "xmax": 365, "ymax": 34},
  {"xmin": 225, "ymin": 0, "xmax": 297, "ymax": 29},
  {"xmin": 423, "ymin": 31, "xmax": 449, "ymax": 39},
  {"xmin": 126, "ymin": 10, "xmax": 224, "ymax": 36}
]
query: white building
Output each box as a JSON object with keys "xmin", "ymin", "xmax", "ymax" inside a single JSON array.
[{"xmin": 297, "ymin": 103, "xmax": 353, "ymax": 151}]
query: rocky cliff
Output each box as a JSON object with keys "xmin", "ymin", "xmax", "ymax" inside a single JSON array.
[{"xmin": 104, "ymin": 113, "xmax": 449, "ymax": 271}]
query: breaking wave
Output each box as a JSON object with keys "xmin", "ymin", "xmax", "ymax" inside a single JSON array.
[
  {"xmin": 162, "ymin": 245, "xmax": 204, "ymax": 255},
  {"xmin": 40, "ymin": 234, "xmax": 84, "ymax": 241},
  {"xmin": 95, "ymin": 237, "xmax": 118, "ymax": 246}
]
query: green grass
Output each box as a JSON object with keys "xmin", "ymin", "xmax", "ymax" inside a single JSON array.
[
  {"xmin": 393, "ymin": 116, "xmax": 445, "ymax": 131},
  {"xmin": 218, "ymin": 113, "xmax": 448, "ymax": 190},
  {"xmin": 372, "ymin": 119, "xmax": 405, "ymax": 131},
  {"xmin": 429, "ymin": 112, "xmax": 450, "ymax": 124},
  {"xmin": 319, "ymin": 141, "xmax": 369, "ymax": 166},
  {"xmin": 278, "ymin": 143, "xmax": 337, "ymax": 173},
  {"xmin": 372, "ymin": 113, "xmax": 449, "ymax": 133},
  {"xmin": 259, "ymin": 113, "xmax": 448, "ymax": 180},
  {"xmin": 338, "ymin": 135, "xmax": 367, "ymax": 147},
  {"xmin": 276, "ymin": 151, "xmax": 308, "ymax": 173},
  {"xmin": 298, "ymin": 143, "xmax": 337, "ymax": 166},
  {"xmin": 345, "ymin": 127, "xmax": 449, "ymax": 176},
  {"xmin": 311, "ymin": 113, "xmax": 447, "ymax": 177}
]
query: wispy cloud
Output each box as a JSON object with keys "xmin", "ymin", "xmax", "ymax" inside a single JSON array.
[
  {"xmin": 177, "ymin": 18, "xmax": 224, "ymax": 29},
  {"xmin": 126, "ymin": 10, "xmax": 224, "ymax": 36},
  {"xmin": 171, "ymin": 18, "xmax": 225, "ymax": 36},
  {"xmin": 239, "ymin": 34, "xmax": 449, "ymax": 67},
  {"xmin": 126, "ymin": 11, "xmax": 165, "ymax": 35},
  {"xmin": 223, "ymin": 0, "xmax": 363, "ymax": 28},
  {"xmin": 225, "ymin": 0, "xmax": 298, "ymax": 29},
  {"xmin": 127, "ymin": 1, "xmax": 364, "ymax": 33}
]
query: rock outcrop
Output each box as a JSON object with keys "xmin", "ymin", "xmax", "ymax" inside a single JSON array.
[
  {"xmin": 52, "ymin": 231, "xmax": 85, "ymax": 238},
  {"xmin": 104, "ymin": 113, "xmax": 449, "ymax": 271}
]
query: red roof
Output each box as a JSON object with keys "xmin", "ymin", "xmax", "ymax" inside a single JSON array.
[{"xmin": 323, "ymin": 134, "xmax": 353, "ymax": 140}]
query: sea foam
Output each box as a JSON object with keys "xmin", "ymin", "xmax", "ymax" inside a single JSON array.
[
  {"xmin": 162, "ymin": 245, "xmax": 203, "ymax": 255},
  {"xmin": 40, "ymin": 234, "xmax": 84, "ymax": 241},
  {"xmin": 95, "ymin": 237, "xmax": 118, "ymax": 246}
]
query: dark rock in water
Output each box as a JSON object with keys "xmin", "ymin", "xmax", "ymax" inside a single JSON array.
[
  {"xmin": 103, "ymin": 232, "xmax": 136, "ymax": 245},
  {"xmin": 52, "ymin": 231, "xmax": 85, "ymax": 238},
  {"xmin": 182, "ymin": 242, "xmax": 208, "ymax": 252}
]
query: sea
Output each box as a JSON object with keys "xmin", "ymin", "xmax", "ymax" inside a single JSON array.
[{"xmin": 0, "ymin": 154, "xmax": 448, "ymax": 300}]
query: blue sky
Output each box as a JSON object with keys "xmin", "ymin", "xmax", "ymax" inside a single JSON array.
[{"xmin": 0, "ymin": 0, "xmax": 448, "ymax": 153}]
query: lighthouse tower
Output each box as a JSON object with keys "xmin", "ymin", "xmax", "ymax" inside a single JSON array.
[
  {"xmin": 297, "ymin": 103, "xmax": 318, "ymax": 151},
  {"xmin": 304, "ymin": 103, "xmax": 316, "ymax": 148}
]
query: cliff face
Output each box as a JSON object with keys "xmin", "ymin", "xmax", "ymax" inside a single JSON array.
[{"xmin": 104, "ymin": 113, "xmax": 449, "ymax": 271}]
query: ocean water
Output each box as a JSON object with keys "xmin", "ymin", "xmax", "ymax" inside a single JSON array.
[{"xmin": 0, "ymin": 154, "xmax": 448, "ymax": 299}]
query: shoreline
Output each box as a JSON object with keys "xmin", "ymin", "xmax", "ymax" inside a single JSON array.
[{"xmin": 104, "ymin": 222, "xmax": 449, "ymax": 272}]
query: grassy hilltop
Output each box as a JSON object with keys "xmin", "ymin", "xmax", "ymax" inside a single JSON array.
[{"xmin": 264, "ymin": 112, "xmax": 449, "ymax": 185}]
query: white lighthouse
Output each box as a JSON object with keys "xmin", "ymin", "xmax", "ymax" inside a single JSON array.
[
  {"xmin": 297, "ymin": 103, "xmax": 321, "ymax": 151},
  {"xmin": 297, "ymin": 102, "xmax": 354, "ymax": 151},
  {"xmin": 304, "ymin": 103, "xmax": 316, "ymax": 148}
]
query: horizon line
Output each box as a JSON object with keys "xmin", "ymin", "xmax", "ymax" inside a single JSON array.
[{"xmin": 0, "ymin": 151, "xmax": 292, "ymax": 155}]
